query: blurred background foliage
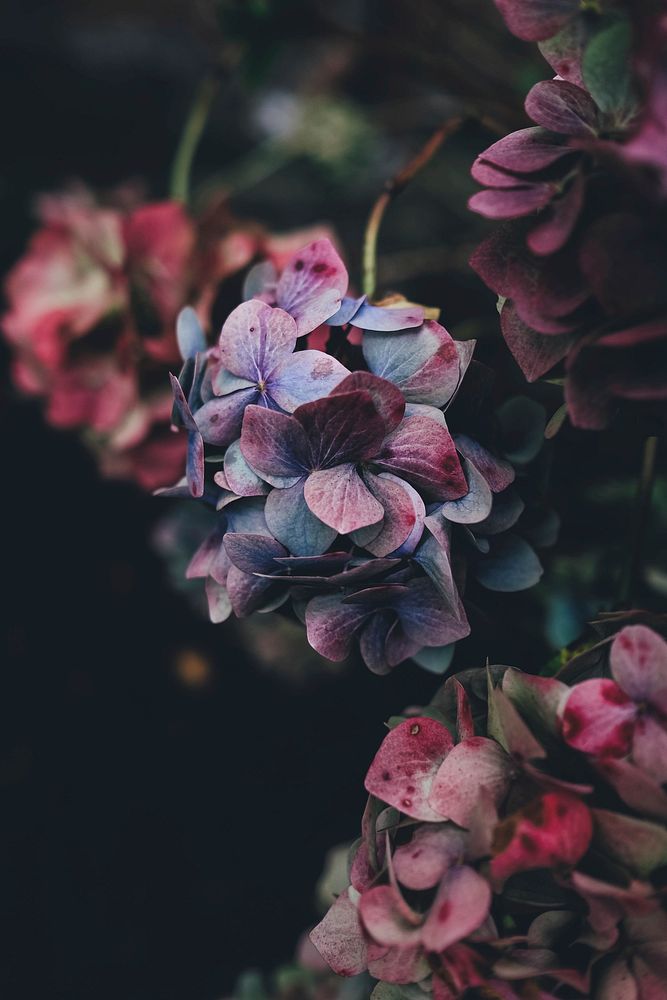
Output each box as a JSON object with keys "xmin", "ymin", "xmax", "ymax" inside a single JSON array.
[{"xmin": 1, "ymin": 1, "xmax": 665, "ymax": 998}]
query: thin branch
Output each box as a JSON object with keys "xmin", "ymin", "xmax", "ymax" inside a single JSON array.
[
  {"xmin": 169, "ymin": 73, "xmax": 221, "ymax": 204},
  {"xmin": 361, "ymin": 116, "xmax": 464, "ymax": 299}
]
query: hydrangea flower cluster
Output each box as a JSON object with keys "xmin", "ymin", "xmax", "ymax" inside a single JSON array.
[
  {"xmin": 470, "ymin": 3, "xmax": 667, "ymax": 429},
  {"xmin": 311, "ymin": 622, "xmax": 667, "ymax": 998},
  {"xmin": 163, "ymin": 236, "xmax": 551, "ymax": 674},
  {"xmin": 1, "ymin": 185, "xmax": 331, "ymax": 489}
]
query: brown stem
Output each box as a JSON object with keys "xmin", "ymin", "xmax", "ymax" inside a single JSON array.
[
  {"xmin": 361, "ymin": 117, "xmax": 464, "ymax": 299},
  {"xmin": 621, "ymin": 434, "xmax": 659, "ymax": 607}
]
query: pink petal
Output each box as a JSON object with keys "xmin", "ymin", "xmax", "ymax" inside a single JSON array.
[
  {"xmin": 632, "ymin": 714, "xmax": 667, "ymax": 785},
  {"xmin": 358, "ymin": 884, "xmax": 423, "ymax": 948},
  {"xmin": 195, "ymin": 389, "xmax": 258, "ymax": 447},
  {"xmin": 276, "ymin": 238, "xmax": 348, "ymax": 336},
  {"xmin": 222, "ymin": 439, "xmax": 271, "ymax": 497},
  {"xmin": 500, "ymin": 303, "xmax": 573, "ymax": 382},
  {"xmin": 364, "ymin": 716, "xmax": 453, "ymax": 821},
  {"xmin": 454, "ymin": 435, "xmax": 514, "ymax": 492},
  {"xmin": 240, "ymin": 405, "xmax": 309, "ymax": 479},
  {"xmin": 218, "ymin": 299, "xmax": 297, "ymax": 380},
  {"xmin": 295, "ymin": 390, "xmax": 389, "ymax": 466},
  {"xmin": 356, "ymin": 472, "xmax": 425, "ymax": 557},
  {"xmin": 366, "ymin": 944, "xmax": 428, "ymax": 985},
  {"xmin": 596, "ymin": 758, "xmax": 667, "ymax": 823},
  {"xmin": 376, "ymin": 416, "xmax": 468, "ymax": 501},
  {"xmin": 422, "ymin": 865, "xmax": 492, "ymax": 952},
  {"xmin": 330, "ymin": 371, "xmax": 405, "ymax": 433},
  {"xmin": 310, "ymin": 889, "xmax": 368, "ymax": 977},
  {"xmin": 304, "ymin": 464, "xmax": 384, "ymax": 534},
  {"xmin": 393, "ymin": 825, "xmax": 466, "ymax": 891},
  {"xmin": 362, "ymin": 320, "xmax": 463, "ymax": 409},
  {"xmin": 493, "ymin": 0, "xmax": 579, "ymax": 42},
  {"xmin": 527, "ymin": 172, "xmax": 585, "ymax": 256},
  {"xmin": 468, "ymin": 184, "xmax": 556, "ymax": 220},
  {"xmin": 490, "ymin": 793, "xmax": 593, "ymax": 887},
  {"xmin": 455, "ymin": 680, "xmax": 475, "ymax": 740},
  {"xmin": 559, "ymin": 679, "xmax": 637, "ymax": 757},
  {"xmin": 305, "ymin": 593, "xmax": 370, "ymax": 661},
  {"xmin": 610, "ymin": 625, "xmax": 667, "ymax": 714},
  {"xmin": 429, "ymin": 737, "xmax": 513, "ymax": 827},
  {"xmin": 473, "ymin": 127, "xmax": 573, "ymax": 171}
]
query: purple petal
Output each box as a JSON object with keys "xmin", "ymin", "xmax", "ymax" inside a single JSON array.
[
  {"xmin": 265, "ymin": 479, "xmax": 337, "ymax": 556},
  {"xmin": 500, "ymin": 303, "xmax": 573, "ymax": 382},
  {"xmin": 527, "ymin": 171, "xmax": 585, "ymax": 256},
  {"xmin": 351, "ymin": 301, "xmax": 424, "ymax": 332},
  {"xmin": 358, "ymin": 611, "xmax": 397, "ymax": 675},
  {"xmin": 468, "ymin": 184, "xmax": 556, "ymax": 220},
  {"xmin": 240, "ymin": 405, "xmax": 310, "ymax": 479},
  {"xmin": 596, "ymin": 759, "xmax": 667, "ymax": 823},
  {"xmin": 170, "ymin": 371, "xmax": 199, "ymax": 434},
  {"xmin": 474, "ymin": 127, "xmax": 573, "ymax": 172},
  {"xmin": 195, "ymin": 388, "xmax": 258, "ymax": 447},
  {"xmin": 538, "ymin": 19, "xmax": 588, "ymax": 87},
  {"xmin": 223, "ymin": 439, "xmax": 271, "ymax": 497},
  {"xmin": 186, "ymin": 430, "xmax": 205, "ymax": 498},
  {"xmin": 304, "ymin": 464, "xmax": 385, "ymax": 534},
  {"xmin": 223, "ymin": 532, "xmax": 288, "ymax": 574},
  {"xmin": 397, "ymin": 578, "xmax": 471, "ymax": 648},
  {"xmin": 493, "ymin": 0, "xmax": 580, "ymax": 42},
  {"xmin": 632, "ymin": 714, "xmax": 667, "ymax": 785},
  {"xmin": 269, "ymin": 350, "xmax": 350, "ymax": 410},
  {"xmin": 525, "ymin": 80, "xmax": 599, "ymax": 136},
  {"xmin": 413, "ymin": 516, "xmax": 465, "ymax": 615},
  {"xmin": 455, "ymin": 435, "xmax": 515, "ymax": 492},
  {"xmin": 364, "ymin": 716, "xmax": 454, "ymax": 821},
  {"xmin": 217, "ymin": 299, "xmax": 297, "ymax": 381},
  {"xmin": 305, "ymin": 593, "xmax": 370, "ymax": 661},
  {"xmin": 275, "ymin": 238, "xmax": 348, "ymax": 336},
  {"xmin": 376, "ymin": 416, "xmax": 468, "ymax": 500},
  {"xmin": 310, "ymin": 889, "xmax": 368, "ymax": 977},
  {"xmin": 610, "ymin": 625, "xmax": 667, "ymax": 714},
  {"xmin": 327, "ymin": 294, "xmax": 367, "ymax": 326},
  {"xmin": 186, "ymin": 529, "xmax": 228, "ymax": 584},
  {"xmin": 363, "ymin": 321, "xmax": 462, "ymax": 408},
  {"xmin": 440, "ymin": 457, "xmax": 493, "ymax": 524},
  {"xmin": 294, "ymin": 390, "xmax": 388, "ymax": 467},
  {"xmin": 421, "ymin": 866, "xmax": 492, "ymax": 952},
  {"xmin": 429, "ymin": 737, "xmax": 512, "ymax": 827},
  {"xmin": 330, "ymin": 372, "xmax": 405, "ymax": 433},
  {"xmin": 225, "ymin": 563, "xmax": 275, "ymax": 616}
]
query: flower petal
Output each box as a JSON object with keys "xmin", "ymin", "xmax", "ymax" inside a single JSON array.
[
  {"xmin": 195, "ymin": 388, "xmax": 258, "ymax": 447},
  {"xmin": 354, "ymin": 472, "xmax": 425, "ymax": 557},
  {"xmin": 375, "ymin": 416, "xmax": 468, "ymax": 501},
  {"xmin": 269, "ymin": 350, "xmax": 350, "ymax": 410},
  {"xmin": 265, "ymin": 479, "xmax": 337, "ymax": 556},
  {"xmin": 610, "ymin": 625, "xmax": 667, "ymax": 714},
  {"xmin": 304, "ymin": 464, "xmax": 385, "ymax": 535},
  {"xmin": 305, "ymin": 593, "xmax": 370, "ymax": 661},
  {"xmin": 330, "ymin": 371, "xmax": 406, "ymax": 434},
  {"xmin": 493, "ymin": 0, "xmax": 580, "ymax": 43},
  {"xmin": 295, "ymin": 390, "xmax": 389, "ymax": 467},
  {"xmin": 363, "ymin": 321, "xmax": 461, "ymax": 408},
  {"xmin": 525, "ymin": 80, "xmax": 599, "ymax": 137},
  {"xmin": 440, "ymin": 457, "xmax": 493, "ymax": 524},
  {"xmin": 310, "ymin": 889, "xmax": 368, "ymax": 977},
  {"xmin": 393, "ymin": 825, "xmax": 467, "ymax": 890},
  {"xmin": 352, "ymin": 301, "xmax": 424, "ymax": 332},
  {"xmin": 240, "ymin": 405, "xmax": 310, "ymax": 479},
  {"xmin": 421, "ymin": 866, "xmax": 492, "ymax": 952},
  {"xmin": 429, "ymin": 737, "xmax": 513, "ymax": 827},
  {"xmin": 500, "ymin": 303, "xmax": 573, "ymax": 382},
  {"xmin": 217, "ymin": 299, "xmax": 297, "ymax": 381},
  {"xmin": 276, "ymin": 238, "xmax": 348, "ymax": 336},
  {"xmin": 559, "ymin": 679, "xmax": 637, "ymax": 757},
  {"xmin": 364, "ymin": 716, "xmax": 454, "ymax": 821}
]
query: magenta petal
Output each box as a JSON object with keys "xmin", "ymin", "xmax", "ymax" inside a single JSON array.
[
  {"xmin": 225, "ymin": 563, "xmax": 274, "ymax": 616},
  {"xmin": 218, "ymin": 299, "xmax": 297, "ymax": 379},
  {"xmin": 632, "ymin": 715, "xmax": 667, "ymax": 785},
  {"xmin": 429, "ymin": 737, "xmax": 513, "ymax": 827},
  {"xmin": 468, "ymin": 184, "xmax": 556, "ymax": 220},
  {"xmin": 240, "ymin": 405, "xmax": 310, "ymax": 479},
  {"xmin": 357, "ymin": 472, "xmax": 425, "ymax": 557},
  {"xmin": 364, "ymin": 716, "xmax": 453, "ymax": 821},
  {"xmin": 310, "ymin": 889, "xmax": 368, "ymax": 977},
  {"xmin": 596, "ymin": 758, "xmax": 667, "ymax": 823},
  {"xmin": 422, "ymin": 866, "xmax": 492, "ymax": 952},
  {"xmin": 359, "ymin": 885, "xmax": 422, "ymax": 948},
  {"xmin": 295, "ymin": 390, "xmax": 389, "ymax": 466},
  {"xmin": 490, "ymin": 793, "xmax": 593, "ymax": 888},
  {"xmin": 304, "ymin": 464, "xmax": 384, "ymax": 534},
  {"xmin": 559, "ymin": 679, "xmax": 637, "ymax": 757},
  {"xmin": 500, "ymin": 303, "xmax": 572, "ymax": 382},
  {"xmin": 493, "ymin": 0, "xmax": 579, "ymax": 42},
  {"xmin": 276, "ymin": 238, "xmax": 348, "ymax": 336},
  {"xmin": 610, "ymin": 625, "xmax": 667, "ymax": 714},
  {"xmin": 305, "ymin": 593, "xmax": 370, "ymax": 661},
  {"xmin": 527, "ymin": 172, "xmax": 585, "ymax": 256},
  {"xmin": 525, "ymin": 80, "xmax": 599, "ymax": 137},
  {"xmin": 376, "ymin": 416, "xmax": 467, "ymax": 501},
  {"xmin": 366, "ymin": 944, "xmax": 427, "ymax": 985},
  {"xmin": 269, "ymin": 350, "xmax": 350, "ymax": 410},
  {"xmin": 393, "ymin": 825, "xmax": 467, "ymax": 890},
  {"xmin": 265, "ymin": 479, "xmax": 337, "ymax": 556},
  {"xmin": 330, "ymin": 372, "xmax": 405, "ymax": 433},
  {"xmin": 474, "ymin": 127, "xmax": 572, "ymax": 172},
  {"xmin": 195, "ymin": 389, "xmax": 258, "ymax": 447}
]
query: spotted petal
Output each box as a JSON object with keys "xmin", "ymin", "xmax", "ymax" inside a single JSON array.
[{"xmin": 275, "ymin": 238, "xmax": 348, "ymax": 336}]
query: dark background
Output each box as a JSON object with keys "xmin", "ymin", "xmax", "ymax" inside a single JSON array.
[{"xmin": 2, "ymin": 2, "xmax": 666, "ymax": 998}]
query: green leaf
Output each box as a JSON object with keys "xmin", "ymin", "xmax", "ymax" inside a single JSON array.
[{"xmin": 583, "ymin": 20, "xmax": 634, "ymax": 116}]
